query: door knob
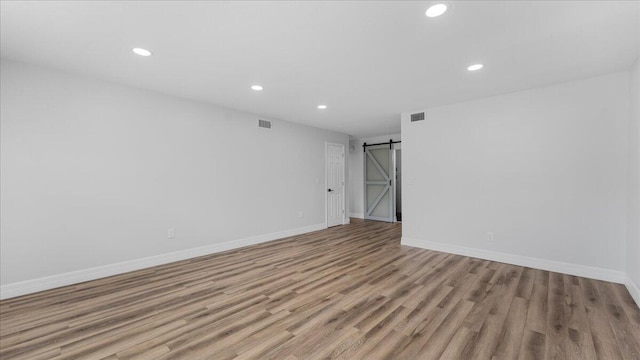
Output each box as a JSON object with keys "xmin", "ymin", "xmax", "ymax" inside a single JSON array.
[{"xmin": 327, "ymin": 189, "xmax": 334, "ymax": 192}]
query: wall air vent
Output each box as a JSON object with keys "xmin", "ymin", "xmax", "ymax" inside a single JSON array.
[
  {"xmin": 411, "ymin": 112, "xmax": 425, "ymax": 122},
  {"xmin": 258, "ymin": 119, "xmax": 272, "ymax": 129}
]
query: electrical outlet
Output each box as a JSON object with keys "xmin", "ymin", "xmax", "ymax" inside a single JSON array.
[
  {"xmin": 168, "ymin": 228, "xmax": 175, "ymax": 239},
  {"xmin": 298, "ymin": 211, "xmax": 303, "ymax": 219},
  {"xmin": 487, "ymin": 232, "xmax": 494, "ymax": 242}
]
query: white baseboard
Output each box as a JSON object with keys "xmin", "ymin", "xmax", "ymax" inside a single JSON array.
[
  {"xmin": 0, "ymin": 223, "xmax": 326, "ymax": 300},
  {"xmin": 401, "ymin": 237, "xmax": 627, "ymax": 285},
  {"xmin": 626, "ymin": 275, "xmax": 640, "ymax": 308},
  {"xmin": 349, "ymin": 213, "xmax": 364, "ymax": 219}
]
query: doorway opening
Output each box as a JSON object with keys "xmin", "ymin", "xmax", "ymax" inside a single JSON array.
[{"xmin": 395, "ymin": 149, "xmax": 402, "ymax": 222}]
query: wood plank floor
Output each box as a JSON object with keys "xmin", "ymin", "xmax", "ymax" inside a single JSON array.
[{"xmin": 1, "ymin": 219, "xmax": 639, "ymax": 359}]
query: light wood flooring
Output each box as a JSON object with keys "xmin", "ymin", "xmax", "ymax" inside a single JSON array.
[{"xmin": 1, "ymin": 219, "xmax": 639, "ymax": 359}]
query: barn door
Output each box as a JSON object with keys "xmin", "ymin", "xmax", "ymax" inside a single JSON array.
[{"xmin": 364, "ymin": 145, "xmax": 393, "ymax": 222}]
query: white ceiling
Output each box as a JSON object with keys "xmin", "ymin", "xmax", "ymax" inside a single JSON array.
[{"xmin": 1, "ymin": 1, "xmax": 639, "ymax": 138}]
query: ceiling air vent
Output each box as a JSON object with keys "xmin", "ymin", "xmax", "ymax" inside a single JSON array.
[
  {"xmin": 411, "ymin": 112, "xmax": 425, "ymax": 122},
  {"xmin": 258, "ymin": 119, "xmax": 272, "ymax": 129}
]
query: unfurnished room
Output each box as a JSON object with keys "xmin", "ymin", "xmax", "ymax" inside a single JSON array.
[{"xmin": 0, "ymin": 1, "xmax": 639, "ymax": 359}]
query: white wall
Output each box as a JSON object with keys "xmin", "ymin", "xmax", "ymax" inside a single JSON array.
[
  {"xmin": 401, "ymin": 72, "xmax": 630, "ymax": 279},
  {"xmin": 628, "ymin": 57, "xmax": 640, "ymax": 300},
  {"xmin": 348, "ymin": 134, "xmax": 400, "ymax": 218},
  {"xmin": 0, "ymin": 59, "xmax": 349, "ymax": 289}
]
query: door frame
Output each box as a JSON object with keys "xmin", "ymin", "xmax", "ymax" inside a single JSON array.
[{"xmin": 325, "ymin": 142, "xmax": 347, "ymax": 228}]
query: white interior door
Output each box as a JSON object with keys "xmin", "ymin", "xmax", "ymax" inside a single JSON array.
[
  {"xmin": 364, "ymin": 145, "xmax": 394, "ymax": 222},
  {"xmin": 326, "ymin": 143, "xmax": 345, "ymax": 227}
]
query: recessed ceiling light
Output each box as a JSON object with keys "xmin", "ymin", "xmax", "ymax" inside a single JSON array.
[
  {"xmin": 132, "ymin": 47, "xmax": 152, "ymax": 57},
  {"xmin": 467, "ymin": 64, "xmax": 484, "ymax": 71},
  {"xmin": 426, "ymin": 4, "xmax": 447, "ymax": 17},
  {"xmin": 317, "ymin": 105, "xmax": 328, "ymax": 109},
  {"xmin": 251, "ymin": 85, "xmax": 263, "ymax": 91}
]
